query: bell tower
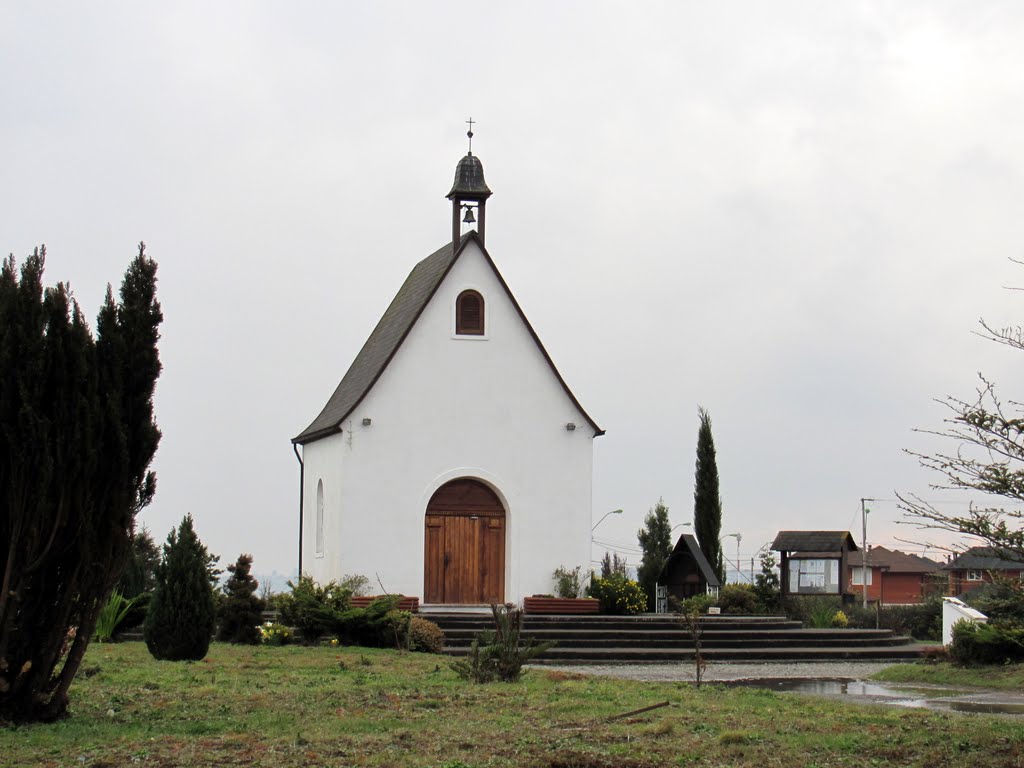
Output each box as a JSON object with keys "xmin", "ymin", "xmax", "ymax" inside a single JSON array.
[{"xmin": 446, "ymin": 118, "xmax": 492, "ymax": 246}]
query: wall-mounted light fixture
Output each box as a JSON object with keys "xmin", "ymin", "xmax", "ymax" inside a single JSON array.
[
  {"xmin": 362, "ymin": 418, "xmax": 372, "ymax": 427},
  {"xmin": 565, "ymin": 422, "xmax": 576, "ymax": 431}
]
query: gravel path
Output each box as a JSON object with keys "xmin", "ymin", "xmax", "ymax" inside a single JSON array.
[{"xmin": 534, "ymin": 661, "xmax": 898, "ymax": 682}]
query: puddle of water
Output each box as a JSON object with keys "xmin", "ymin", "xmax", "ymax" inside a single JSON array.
[
  {"xmin": 723, "ymin": 678, "xmax": 1024, "ymax": 716},
  {"xmin": 936, "ymin": 701, "xmax": 1024, "ymax": 715},
  {"xmin": 726, "ymin": 678, "xmax": 944, "ymax": 697}
]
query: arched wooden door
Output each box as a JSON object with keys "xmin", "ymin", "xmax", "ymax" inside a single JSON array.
[{"xmin": 424, "ymin": 479, "xmax": 505, "ymax": 604}]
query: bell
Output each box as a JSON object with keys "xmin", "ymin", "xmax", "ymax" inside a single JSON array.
[{"xmin": 462, "ymin": 206, "xmax": 476, "ymax": 224}]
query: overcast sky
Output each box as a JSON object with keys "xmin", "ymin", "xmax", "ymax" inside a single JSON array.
[{"xmin": 4, "ymin": 3, "xmax": 1023, "ymax": 586}]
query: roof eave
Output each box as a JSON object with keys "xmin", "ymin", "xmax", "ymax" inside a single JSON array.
[{"xmin": 292, "ymin": 424, "xmax": 343, "ymax": 446}]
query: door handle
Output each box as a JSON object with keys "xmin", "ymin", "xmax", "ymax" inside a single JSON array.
[{"xmin": 444, "ymin": 552, "xmax": 450, "ymax": 568}]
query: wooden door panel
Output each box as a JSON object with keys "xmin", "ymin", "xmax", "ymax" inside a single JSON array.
[
  {"xmin": 445, "ymin": 516, "xmax": 480, "ymax": 603},
  {"xmin": 481, "ymin": 518, "xmax": 504, "ymax": 604},
  {"xmin": 424, "ymin": 517, "xmax": 445, "ymax": 604}
]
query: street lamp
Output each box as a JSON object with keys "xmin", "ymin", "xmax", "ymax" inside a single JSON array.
[
  {"xmin": 592, "ymin": 509, "xmax": 623, "ymax": 532},
  {"xmin": 671, "ymin": 522, "xmax": 692, "ymax": 533},
  {"xmin": 860, "ymin": 498, "xmax": 880, "ymax": 609},
  {"xmin": 724, "ymin": 533, "xmax": 742, "ymax": 583}
]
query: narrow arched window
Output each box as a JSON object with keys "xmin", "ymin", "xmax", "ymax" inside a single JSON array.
[
  {"xmin": 315, "ymin": 479, "xmax": 325, "ymax": 555},
  {"xmin": 456, "ymin": 290, "xmax": 484, "ymax": 335}
]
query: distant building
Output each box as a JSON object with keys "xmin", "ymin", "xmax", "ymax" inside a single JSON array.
[
  {"xmin": 291, "ymin": 140, "xmax": 603, "ymax": 605},
  {"xmin": 943, "ymin": 547, "xmax": 1024, "ymax": 596},
  {"xmin": 845, "ymin": 546, "xmax": 942, "ymax": 605}
]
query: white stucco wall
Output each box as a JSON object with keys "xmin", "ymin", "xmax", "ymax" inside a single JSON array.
[{"xmin": 299, "ymin": 240, "xmax": 597, "ymax": 604}]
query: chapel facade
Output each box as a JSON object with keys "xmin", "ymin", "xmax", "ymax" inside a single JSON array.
[{"xmin": 292, "ymin": 140, "xmax": 602, "ymax": 605}]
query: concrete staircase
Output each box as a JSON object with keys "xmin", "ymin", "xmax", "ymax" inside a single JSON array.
[{"xmin": 430, "ymin": 613, "xmax": 932, "ymax": 662}]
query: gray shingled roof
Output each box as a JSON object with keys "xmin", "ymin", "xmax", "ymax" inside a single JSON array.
[
  {"xmin": 943, "ymin": 547, "xmax": 1024, "ymax": 571},
  {"xmin": 293, "ymin": 231, "xmax": 603, "ymax": 444},
  {"xmin": 847, "ymin": 546, "xmax": 941, "ymax": 573},
  {"xmin": 771, "ymin": 531, "xmax": 859, "ymax": 553},
  {"xmin": 659, "ymin": 533, "xmax": 721, "ymax": 587}
]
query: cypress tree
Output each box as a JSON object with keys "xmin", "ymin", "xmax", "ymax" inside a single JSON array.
[
  {"xmin": 637, "ymin": 499, "xmax": 673, "ymax": 611},
  {"xmin": 0, "ymin": 244, "xmax": 161, "ymax": 722},
  {"xmin": 693, "ymin": 407, "xmax": 725, "ymax": 584},
  {"xmin": 145, "ymin": 515, "xmax": 217, "ymax": 660},
  {"xmin": 217, "ymin": 554, "xmax": 264, "ymax": 644}
]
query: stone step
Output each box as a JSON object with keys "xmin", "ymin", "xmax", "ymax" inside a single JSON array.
[
  {"xmin": 442, "ymin": 634, "xmax": 915, "ymax": 650},
  {"xmin": 444, "ymin": 643, "xmax": 933, "ymax": 662},
  {"xmin": 440, "ymin": 627, "xmax": 900, "ymax": 642},
  {"xmin": 429, "ymin": 611, "xmax": 928, "ymax": 661},
  {"xmin": 430, "ymin": 616, "xmax": 804, "ymax": 632}
]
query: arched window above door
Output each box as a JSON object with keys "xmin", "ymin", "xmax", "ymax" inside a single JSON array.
[{"xmin": 455, "ymin": 290, "xmax": 484, "ymax": 336}]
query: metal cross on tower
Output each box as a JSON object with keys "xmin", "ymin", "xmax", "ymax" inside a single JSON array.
[{"xmin": 466, "ymin": 117, "xmax": 475, "ymax": 153}]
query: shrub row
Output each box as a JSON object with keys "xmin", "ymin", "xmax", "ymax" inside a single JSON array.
[
  {"xmin": 275, "ymin": 576, "xmax": 444, "ymax": 652},
  {"xmin": 950, "ymin": 621, "xmax": 1024, "ymax": 665}
]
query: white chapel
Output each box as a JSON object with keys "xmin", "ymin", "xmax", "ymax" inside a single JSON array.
[{"xmin": 292, "ymin": 137, "xmax": 603, "ymax": 605}]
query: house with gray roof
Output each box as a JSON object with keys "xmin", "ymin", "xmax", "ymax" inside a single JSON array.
[
  {"xmin": 845, "ymin": 546, "xmax": 942, "ymax": 605},
  {"xmin": 943, "ymin": 547, "xmax": 1024, "ymax": 595},
  {"xmin": 292, "ymin": 136, "xmax": 602, "ymax": 606}
]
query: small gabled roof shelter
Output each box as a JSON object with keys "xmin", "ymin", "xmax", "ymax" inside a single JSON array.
[
  {"xmin": 657, "ymin": 534, "xmax": 720, "ymax": 603},
  {"xmin": 771, "ymin": 531, "xmax": 860, "ymax": 554}
]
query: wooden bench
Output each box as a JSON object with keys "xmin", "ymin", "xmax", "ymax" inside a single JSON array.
[
  {"xmin": 349, "ymin": 595, "xmax": 420, "ymax": 612},
  {"xmin": 523, "ymin": 596, "xmax": 600, "ymax": 615}
]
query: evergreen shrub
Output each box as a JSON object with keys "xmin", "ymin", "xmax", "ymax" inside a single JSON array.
[
  {"xmin": 717, "ymin": 584, "xmax": 761, "ymax": 614},
  {"xmin": 408, "ymin": 616, "xmax": 445, "ymax": 653},
  {"xmin": 144, "ymin": 515, "xmax": 217, "ymax": 661},
  {"xmin": 218, "ymin": 554, "xmax": 264, "ymax": 644},
  {"xmin": 120, "ymin": 591, "xmax": 151, "ymax": 632},
  {"xmin": 752, "ymin": 551, "xmax": 781, "ymax": 612},
  {"xmin": 336, "ymin": 596, "xmax": 410, "ymax": 648},
  {"xmin": 0, "ymin": 246, "xmax": 162, "ymax": 721},
  {"xmin": 278, "ymin": 576, "xmax": 352, "ymax": 644},
  {"xmin": 588, "ymin": 574, "xmax": 647, "ymax": 615},
  {"xmin": 842, "ymin": 597, "xmax": 943, "ymax": 641},
  {"xmin": 950, "ymin": 620, "xmax": 1024, "ymax": 665},
  {"xmin": 676, "ymin": 593, "xmax": 716, "ymax": 615},
  {"xmin": 636, "ymin": 499, "xmax": 673, "ymax": 611},
  {"xmin": 966, "ymin": 578, "xmax": 1024, "ymax": 624}
]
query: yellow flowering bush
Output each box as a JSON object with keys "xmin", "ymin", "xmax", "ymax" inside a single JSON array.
[
  {"xmin": 589, "ymin": 574, "xmax": 647, "ymax": 615},
  {"xmin": 259, "ymin": 622, "xmax": 292, "ymax": 646}
]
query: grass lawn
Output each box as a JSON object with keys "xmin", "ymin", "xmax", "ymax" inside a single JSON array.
[
  {"xmin": 2, "ymin": 643, "xmax": 1023, "ymax": 768},
  {"xmin": 871, "ymin": 661, "xmax": 1024, "ymax": 691}
]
